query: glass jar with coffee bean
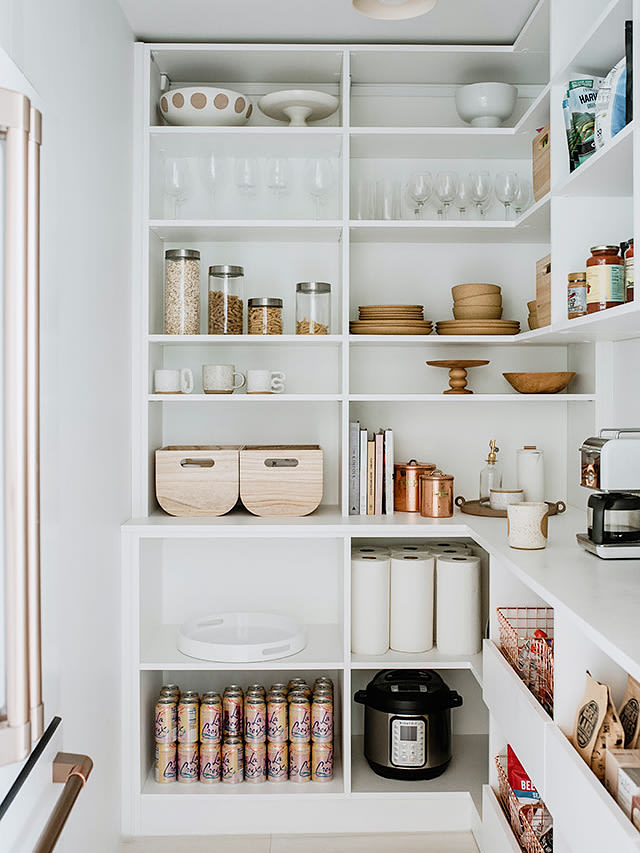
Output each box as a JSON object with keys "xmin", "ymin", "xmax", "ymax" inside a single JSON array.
[
  {"xmin": 248, "ymin": 298, "xmax": 283, "ymax": 335},
  {"xmin": 208, "ymin": 265, "xmax": 244, "ymax": 335}
]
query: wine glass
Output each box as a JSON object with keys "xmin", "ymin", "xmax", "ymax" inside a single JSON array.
[
  {"xmin": 454, "ymin": 176, "xmax": 473, "ymax": 220},
  {"xmin": 200, "ymin": 153, "xmax": 219, "ymax": 217},
  {"xmin": 406, "ymin": 172, "xmax": 432, "ymax": 219},
  {"xmin": 304, "ymin": 159, "xmax": 335, "ymax": 219},
  {"xmin": 266, "ymin": 158, "xmax": 289, "ymax": 197},
  {"xmin": 434, "ymin": 171, "xmax": 459, "ymax": 220},
  {"xmin": 469, "ymin": 171, "xmax": 492, "ymax": 219},
  {"xmin": 514, "ymin": 178, "xmax": 532, "ymax": 217},
  {"xmin": 495, "ymin": 171, "xmax": 518, "ymax": 220},
  {"xmin": 163, "ymin": 156, "xmax": 191, "ymax": 219},
  {"xmin": 234, "ymin": 157, "xmax": 259, "ymax": 197}
]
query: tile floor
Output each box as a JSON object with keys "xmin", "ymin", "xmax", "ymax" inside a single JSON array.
[{"xmin": 119, "ymin": 832, "xmax": 480, "ymax": 852}]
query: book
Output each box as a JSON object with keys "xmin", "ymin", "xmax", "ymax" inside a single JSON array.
[
  {"xmin": 374, "ymin": 431, "xmax": 384, "ymax": 515},
  {"xmin": 384, "ymin": 428, "xmax": 394, "ymax": 515},
  {"xmin": 366, "ymin": 438, "xmax": 375, "ymax": 515},
  {"xmin": 359, "ymin": 428, "xmax": 368, "ymax": 515},
  {"xmin": 349, "ymin": 421, "xmax": 360, "ymax": 515}
]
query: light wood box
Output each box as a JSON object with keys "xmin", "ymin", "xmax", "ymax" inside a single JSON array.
[
  {"xmin": 532, "ymin": 124, "xmax": 550, "ymax": 201},
  {"xmin": 240, "ymin": 445, "xmax": 323, "ymax": 517},
  {"xmin": 156, "ymin": 446, "xmax": 241, "ymax": 516},
  {"xmin": 535, "ymin": 253, "xmax": 551, "ymax": 327}
]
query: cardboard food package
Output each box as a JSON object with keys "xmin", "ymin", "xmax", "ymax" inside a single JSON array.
[
  {"xmin": 572, "ymin": 671, "xmax": 625, "ymax": 781},
  {"xmin": 619, "ymin": 674, "xmax": 640, "ymax": 748}
]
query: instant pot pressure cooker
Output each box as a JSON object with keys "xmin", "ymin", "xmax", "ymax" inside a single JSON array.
[{"xmin": 354, "ymin": 669, "xmax": 463, "ymax": 780}]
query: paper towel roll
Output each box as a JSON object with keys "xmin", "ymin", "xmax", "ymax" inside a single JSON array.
[
  {"xmin": 390, "ymin": 545, "xmax": 433, "ymax": 559},
  {"xmin": 389, "ymin": 554, "xmax": 435, "ymax": 653},
  {"xmin": 429, "ymin": 544, "xmax": 471, "ymax": 558},
  {"xmin": 352, "ymin": 545, "xmax": 390, "ymax": 558},
  {"xmin": 429, "ymin": 541, "xmax": 471, "ymax": 553},
  {"xmin": 436, "ymin": 554, "xmax": 482, "ymax": 656},
  {"xmin": 351, "ymin": 554, "xmax": 390, "ymax": 655}
]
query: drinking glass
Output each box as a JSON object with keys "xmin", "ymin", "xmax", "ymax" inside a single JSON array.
[
  {"xmin": 406, "ymin": 172, "xmax": 432, "ymax": 219},
  {"xmin": 376, "ymin": 179, "xmax": 402, "ymax": 220},
  {"xmin": 454, "ymin": 176, "xmax": 473, "ymax": 220},
  {"xmin": 514, "ymin": 178, "xmax": 532, "ymax": 216},
  {"xmin": 352, "ymin": 179, "xmax": 375, "ymax": 220},
  {"xmin": 434, "ymin": 171, "xmax": 459, "ymax": 220},
  {"xmin": 495, "ymin": 171, "xmax": 518, "ymax": 220},
  {"xmin": 163, "ymin": 156, "xmax": 191, "ymax": 219},
  {"xmin": 304, "ymin": 158, "xmax": 335, "ymax": 219},
  {"xmin": 266, "ymin": 158, "xmax": 289, "ymax": 197},
  {"xmin": 234, "ymin": 157, "xmax": 259, "ymax": 197},
  {"xmin": 469, "ymin": 171, "xmax": 492, "ymax": 219},
  {"xmin": 200, "ymin": 153, "xmax": 219, "ymax": 217}
]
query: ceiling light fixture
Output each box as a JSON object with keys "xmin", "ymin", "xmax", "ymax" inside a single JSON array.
[{"xmin": 352, "ymin": 0, "xmax": 438, "ymax": 20}]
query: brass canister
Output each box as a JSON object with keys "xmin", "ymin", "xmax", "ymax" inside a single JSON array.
[
  {"xmin": 419, "ymin": 469, "xmax": 454, "ymax": 518},
  {"xmin": 393, "ymin": 460, "xmax": 436, "ymax": 512}
]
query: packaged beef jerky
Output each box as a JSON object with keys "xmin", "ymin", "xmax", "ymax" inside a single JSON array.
[
  {"xmin": 572, "ymin": 671, "xmax": 624, "ymax": 780},
  {"xmin": 619, "ymin": 674, "xmax": 640, "ymax": 748}
]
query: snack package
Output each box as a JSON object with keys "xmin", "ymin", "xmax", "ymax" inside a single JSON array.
[
  {"xmin": 507, "ymin": 745, "xmax": 541, "ymax": 838},
  {"xmin": 566, "ymin": 77, "xmax": 604, "ymax": 167},
  {"xmin": 572, "ymin": 671, "xmax": 624, "ymax": 780},
  {"xmin": 562, "ymin": 97, "xmax": 577, "ymax": 172},
  {"xmin": 619, "ymin": 673, "xmax": 640, "ymax": 747},
  {"xmin": 595, "ymin": 57, "xmax": 627, "ymax": 149}
]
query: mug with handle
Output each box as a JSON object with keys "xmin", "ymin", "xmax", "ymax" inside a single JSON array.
[
  {"xmin": 247, "ymin": 369, "xmax": 286, "ymax": 394},
  {"xmin": 154, "ymin": 368, "xmax": 194, "ymax": 394},
  {"xmin": 202, "ymin": 364, "xmax": 246, "ymax": 394}
]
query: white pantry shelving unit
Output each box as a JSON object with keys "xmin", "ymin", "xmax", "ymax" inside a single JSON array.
[{"xmin": 123, "ymin": 0, "xmax": 640, "ymax": 848}]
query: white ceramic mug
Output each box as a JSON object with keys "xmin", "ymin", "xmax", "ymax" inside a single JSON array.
[
  {"xmin": 154, "ymin": 368, "xmax": 194, "ymax": 394},
  {"xmin": 507, "ymin": 501, "xmax": 549, "ymax": 550},
  {"xmin": 489, "ymin": 488, "xmax": 524, "ymax": 511},
  {"xmin": 202, "ymin": 364, "xmax": 246, "ymax": 394},
  {"xmin": 246, "ymin": 369, "xmax": 286, "ymax": 394}
]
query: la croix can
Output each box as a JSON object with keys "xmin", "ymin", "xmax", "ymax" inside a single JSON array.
[
  {"xmin": 289, "ymin": 742, "xmax": 311, "ymax": 783},
  {"xmin": 199, "ymin": 743, "xmax": 221, "ymax": 783},
  {"xmin": 311, "ymin": 742, "xmax": 334, "ymax": 782},
  {"xmin": 246, "ymin": 683, "xmax": 266, "ymax": 697},
  {"xmin": 177, "ymin": 696, "xmax": 199, "ymax": 744},
  {"xmin": 244, "ymin": 741, "xmax": 267, "ymax": 783},
  {"xmin": 267, "ymin": 740, "xmax": 289, "ymax": 782},
  {"xmin": 223, "ymin": 690, "xmax": 244, "ymax": 738},
  {"xmin": 311, "ymin": 695, "xmax": 333, "ymax": 743},
  {"xmin": 289, "ymin": 694, "xmax": 311, "ymax": 742},
  {"xmin": 245, "ymin": 694, "xmax": 267, "ymax": 743},
  {"xmin": 155, "ymin": 697, "xmax": 177, "ymax": 744},
  {"xmin": 200, "ymin": 694, "xmax": 222, "ymax": 743},
  {"xmin": 154, "ymin": 743, "xmax": 177, "ymax": 783},
  {"xmin": 177, "ymin": 742, "xmax": 199, "ymax": 783},
  {"xmin": 159, "ymin": 684, "xmax": 180, "ymax": 700},
  {"xmin": 222, "ymin": 737, "xmax": 244, "ymax": 784},
  {"xmin": 267, "ymin": 693, "xmax": 288, "ymax": 742}
]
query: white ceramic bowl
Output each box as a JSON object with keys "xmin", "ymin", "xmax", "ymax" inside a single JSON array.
[
  {"xmin": 159, "ymin": 87, "xmax": 252, "ymax": 127},
  {"xmin": 489, "ymin": 488, "xmax": 524, "ymax": 511},
  {"xmin": 455, "ymin": 83, "xmax": 518, "ymax": 128}
]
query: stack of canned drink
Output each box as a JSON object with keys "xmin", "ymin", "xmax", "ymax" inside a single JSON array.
[{"xmin": 154, "ymin": 677, "xmax": 334, "ymax": 785}]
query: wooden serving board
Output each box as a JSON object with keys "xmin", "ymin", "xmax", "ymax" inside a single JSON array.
[{"xmin": 455, "ymin": 496, "xmax": 567, "ymax": 518}]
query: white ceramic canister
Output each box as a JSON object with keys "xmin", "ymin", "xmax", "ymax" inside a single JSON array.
[
  {"xmin": 516, "ymin": 446, "xmax": 545, "ymax": 502},
  {"xmin": 507, "ymin": 501, "xmax": 549, "ymax": 550}
]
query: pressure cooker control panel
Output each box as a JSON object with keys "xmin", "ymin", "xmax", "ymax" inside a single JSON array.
[{"xmin": 390, "ymin": 717, "xmax": 427, "ymax": 767}]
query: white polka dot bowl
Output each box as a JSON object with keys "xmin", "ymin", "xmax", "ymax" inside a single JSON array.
[{"xmin": 159, "ymin": 87, "xmax": 253, "ymax": 127}]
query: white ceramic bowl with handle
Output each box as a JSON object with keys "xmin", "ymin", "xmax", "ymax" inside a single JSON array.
[
  {"xmin": 455, "ymin": 82, "xmax": 518, "ymax": 127},
  {"xmin": 159, "ymin": 86, "xmax": 252, "ymax": 126}
]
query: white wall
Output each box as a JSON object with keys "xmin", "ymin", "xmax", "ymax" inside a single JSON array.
[{"xmin": 0, "ymin": 1, "xmax": 133, "ymax": 850}]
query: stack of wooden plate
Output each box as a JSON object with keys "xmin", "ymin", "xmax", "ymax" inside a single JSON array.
[
  {"xmin": 350, "ymin": 305, "xmax": 432, "ymax": 335},
  {"xmin": 436, "ymin": 319, "xmax": 520, "ymax": 335},
  {"xmin": 438, "ymin": 283, "xmax": 519, "ymax": 335}
]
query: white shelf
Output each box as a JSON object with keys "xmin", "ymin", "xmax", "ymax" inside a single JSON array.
[
  {"xmin": 140, "ymin": 623, "xmax": 344, "ymax": 670},
  {"xmin": 148, "ymin": 221, "xmax": 343, "ymax": 242},
  {"xmin": 149, "ymin": 334, "xmax": 343, "ymax": 345},
  {"xmin": 482, "ymin": 786, "xmax": 523, "ymax": 853},
  {"xmin": 350, "ymin": 733, "xmax": 487, "ymax": 813},
  {"xmin": 551, "ymin": 301, "xmax": 640, "ymax": 342},
  {"xmin": 148, "ymin": 394, "xmax": 343, "ymax": 403},
  {"xmin": 149, "ymin": 127, "xmax": 343, "ymax": 159},
  {"xmin": 349, "ymin": 394, "xmax": 594, "ymax": 403},
  {"xmin": 555, "ymin": 122, "xmax": 633, "ymax": 198},
  {"xmin": 556, "ymin": 0, "xmax": 632, "ymax": 79},
  {"xmin": 351, "ymin": 649, "xmax": 482, "ymax": 685}
]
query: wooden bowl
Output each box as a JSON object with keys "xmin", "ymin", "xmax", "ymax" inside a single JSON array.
[
  {"xmin": 451, "ymin": 283, "xmax": 501, "ymax": 299},
  {"xmin": 453, "ymin": 305, "xmax": 503, "ymax": 320},
  {"xmin": 454, "ymin": 294, "xmax": 503, "ymax": 307},
  {"xmin": 503, "ymin": 372, "xmax": 576, "ymax": 393}
]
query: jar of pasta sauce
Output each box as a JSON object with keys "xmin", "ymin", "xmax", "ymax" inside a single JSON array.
[
  {"xmin": 567, "ymin": 272, "xmax": 587, "ymax": 319},
  {"xmin": 586, "ymin": 245, "xmax": 624, "ymax": 313},
  {"xmin": 625, "ymin": 239, "xmax": 634, "ymax": 302}
]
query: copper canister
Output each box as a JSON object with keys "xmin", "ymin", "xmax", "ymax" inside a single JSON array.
[
  {"xmin": 394, "ymin": 460, "xmax": 436, "ymax": 512},
  {"xmin": 419, "ymin": 469, "xmax": 454, "ymax": 518}
]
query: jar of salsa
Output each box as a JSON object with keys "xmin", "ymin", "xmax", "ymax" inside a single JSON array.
[
  {"xmin": 625, "ymin": 239, "xmax": 634, "ymax": 302},
  {"xmin": 586, "ymin": 245, "xmax": 624, "ymax": 313}
]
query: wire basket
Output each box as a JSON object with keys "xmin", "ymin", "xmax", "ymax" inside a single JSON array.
[
  {"xmin": 495, "ymin": 754, "xmax": 553, "ymax": 853},
  {"xmin": 497, "ymin": 606, "xmax": 554, "ymax": 716}
]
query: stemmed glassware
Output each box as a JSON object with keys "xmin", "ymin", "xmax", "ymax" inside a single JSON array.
[
  {"xmin": 234, "ymin": 157, "xmax": 259, "ymax": 197},
  {"xmin": 495, "ymin": 171, "xmax": 518, "ymax": 220},
  {"xmin": 304, "ymin": 158, "xmax": 335, "ymax": 219},
  {"xmin": 163, "ymin": 156, "xmax": 191, "ymax": 219},
  {"xmin": 200, "ymin": 153, "xmax": 219, "ymax": 217},
  {"xmin": 454, "ymin": 176, "xmax": 473, "ymax": 220},
  {"xmin": 469, "ymin": 171, "xmax": 492, "ymax": 219},
  {"xmin": 266, "ymin": 158, "xmax": 290, "ymax": 197},
  {"xmin": 434, "ymin": 171, "xmax": 459, "ymax": 220},
  {"xmin": 406, "ymin": 172, "xmax": 432, "ymax": 219},
  {"xmin": 514, "ymin": 178, "xmax": 532, "ymax": 217}
]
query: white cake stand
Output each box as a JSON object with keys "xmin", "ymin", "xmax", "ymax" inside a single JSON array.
[{"xmin": 258, "ymin": 90, "xmax": 340, "ymax": 127}]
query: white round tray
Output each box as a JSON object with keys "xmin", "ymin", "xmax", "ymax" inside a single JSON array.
[{"xmin": 176, "ymin": 612, "xmax": 307, "ymax": 662}]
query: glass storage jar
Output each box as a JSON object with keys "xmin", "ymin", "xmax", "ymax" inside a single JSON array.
[
  {"xmin": 208, "ymin": 265, "xmax": 244, "ymax": 334},
  {"xmin": 567, "ymin": 272, "xmax": 587, "ymax": 319},
  {"xmin": 248, "ymin": 298, "xmax": 283, "ymax": 335},
  {"xmin": 295, "ymin": 282, "xmax": 331, "ymax": 335},
  {"xmin": 164, "ymin": 249, "xmax": 200, "ymax": 335},
  {"xmin": 586, "ymin": 245, "xmax": 624, "ymax": 313}
]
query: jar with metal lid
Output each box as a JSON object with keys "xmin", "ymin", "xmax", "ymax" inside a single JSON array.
[
  {"xmin": 567, "ymin": 271, "xmax": 587, "ymax": 319},
  {"xmin": 419, "ymin": 470, "xmax": 454, "ymax": 518},
  {"xmin": 248, "ymin": 297, "xmax": 283, "ymax": 335},
  {"xmin": 296, "ymin": 282, "xmax": 331, "ymax": 335},
  {"xmin": 625, "ymin": 239, "xmax": 634, "ymax": 302},
  {"xmin": 586, "ymin": 245, "xmax": 624, "ymax": 313},
  {"xmin": 393, "ymin": 460, "xmax": 437, "ymax": 513},
  {"xmin": 164, "ymin": 249, "xmax": 200, "ymax": 335},
  {"xmin": 208, "ymin": 265, "xmax": 244, "ymax": 334}
]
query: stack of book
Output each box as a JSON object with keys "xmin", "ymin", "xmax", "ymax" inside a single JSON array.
[{"xmin": 349, "ymin": 422, "xmax": 394, "ymax": 516}]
